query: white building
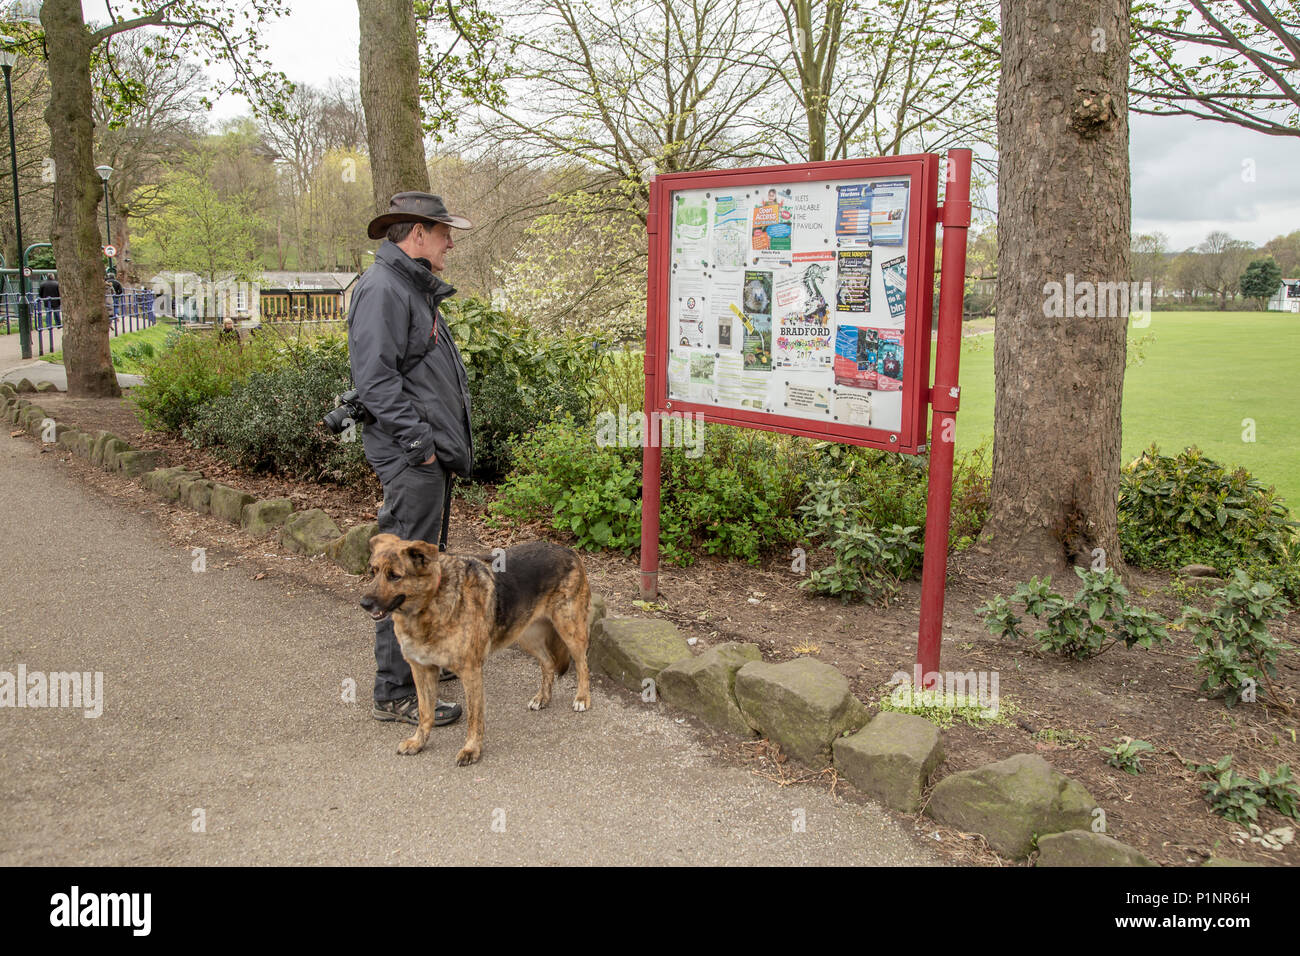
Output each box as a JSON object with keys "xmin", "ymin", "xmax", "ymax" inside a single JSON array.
[{"xmin": 1268, "ymin": 279, "xmax": 1300, "ymax": 313}]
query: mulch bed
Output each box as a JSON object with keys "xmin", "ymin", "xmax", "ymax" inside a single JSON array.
[{"xmin": 22, "ymin": 390, "xmax": 1300, "ymax": 868}]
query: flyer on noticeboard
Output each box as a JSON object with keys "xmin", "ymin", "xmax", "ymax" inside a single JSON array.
[{"xmin": 665, "ymin": 172, "xmax": 912, "ymax": 434}]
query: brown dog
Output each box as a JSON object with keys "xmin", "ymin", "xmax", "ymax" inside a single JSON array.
[{"xmin": 361, "ymin": 534, "xmax": 592, "ymax": 765}]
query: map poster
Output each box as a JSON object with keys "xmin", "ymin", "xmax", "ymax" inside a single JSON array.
[
  {"xmin": 712, "ymin": 194, "xmax": 748, "ymax": 269},
  {"xmin": 874, "ymin": 327, "xmax": 904, "ymax": 390},
  {"xmin": 833, "ymin": 326, "xmax": 879, "ymax": 389},
  {"xmin": 835, "ymin": 184, "xmax": 872, "ymax": 245},
  {"xmin": 836, "ymin": 249, "xmax": 872, "ymax": 313},
  {"xmin": 881, "ymin": 254, "xmax": 907, "ymax": 320}
]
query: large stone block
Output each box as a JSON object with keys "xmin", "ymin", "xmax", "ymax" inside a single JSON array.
[
  {"xmin": 242, "ymin": 498, "xmax": 294, "ymax": 536},
  {"xmin": 209, "ymin": 484, "xmax": 256, "ymax": 523},
  {"xmin": 926, "ymin": 753, "xmax": 1097, "ymax": 859},
  {"xmin": 90, "ymin": 431, "xmax": 125, "ymax": 467},
  {"xmin": 1035, "ymin": 830, "xmax": 1155, "ymax": 867},
  {"xmin": 589, "ymin": 617, "xmax": 693, "ymax": 694},
  {"xmin": 833, "ymin": 711, "xmax": 944, "ymax": 813},
  {"xmin": 181, "ymin": 478, "xmax": 216, "ymax": 513},
  {"xmin": 733, "ymin": 658, "xmax": 869, "ymax": 766},
  {"xmin": 325, "ymin": 521, "xmax": 379, "ymax": 574},
  {"xmin": 34, "ymin": 381, "xmax": 58, "ymax": 393},
  {"xmin": 279, "ymin": 508, "xmax": 342, "ymax": 555},
  {"xmin": 657, "ymin": 642, "xmax": 762, "ymax": 736},
  {"xmin": 115, "ymin": 449, "xmax": 164, "ymax": 477},
  {"xmin": 99, "ymin": 438, "xmax": 131, "ymax": 469}
]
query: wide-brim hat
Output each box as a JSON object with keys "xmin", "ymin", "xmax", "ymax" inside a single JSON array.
[{"xmin": 367, "ymin": 191, "xmax": 473, "ymax": 240}]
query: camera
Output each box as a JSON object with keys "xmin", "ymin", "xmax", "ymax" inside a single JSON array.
[{"xmin": 322, "ymin": 389, "xmax": 374, "ymax": 434}]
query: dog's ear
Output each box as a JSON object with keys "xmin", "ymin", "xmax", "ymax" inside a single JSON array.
[
  {"xmin": 369, "ymin": 533, "xmax": 399, "ymax": 557},
  {"xmin": 402, "ymin": 540, "xmax": 440, "ymax": 573}
]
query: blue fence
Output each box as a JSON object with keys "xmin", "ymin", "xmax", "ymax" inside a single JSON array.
[{"xmin": 1, "ymin": 291, "xmax": 157, "ymax": 356}]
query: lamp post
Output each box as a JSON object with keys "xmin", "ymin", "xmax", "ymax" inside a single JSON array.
[
  {"xmin": 96, "ymin": 164, "xmax": 114, "ymax": 280},
  {"xmin": 0, "ymin": 34, "xmax": 30, "ymax": 358}
]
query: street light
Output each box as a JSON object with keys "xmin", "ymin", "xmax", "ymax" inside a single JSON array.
[
  {"xmin": 0, "ymin": 33, "xmax": 30, "ymax": 359},
  {"xmin": 96, "ymin": 164, "xmax": 115, "ymax": 281}
]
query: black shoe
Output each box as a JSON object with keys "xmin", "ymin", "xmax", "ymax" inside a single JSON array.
[{"xmin": 373, "ymin": 695, "xmax": 462, "ymax": 726}]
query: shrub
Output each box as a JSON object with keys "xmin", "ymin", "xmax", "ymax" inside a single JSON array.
[
  {"xmin": 133, "ymin": 329, "xmax": 278, "ymax": 432},
  {"xmin": 1101, "ymin": 737, "xmax": 1153, "ymax": 775},
  {"xmin": 1119, "ymin": 445, "xmax": 1299, "ymax": 597},
  {"xmin": 183, "ymin": 337, "xmax": 372, "ymax": 485},
  {"xmin": 1181, "ymin": 570, "xmax": 1293, "ymax": 707},
  {"xmin": 442, "ymin": 298, "xmax": 608, "ymax": 481},
  {"xmin": 1197, "ymin": 756, "xmax": 1300, "ymax": 825}
]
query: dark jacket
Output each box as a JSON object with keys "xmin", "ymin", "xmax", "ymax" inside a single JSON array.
[{"xmin": 347, "ymin": 241, "xmax": 474, "ymax": 483}]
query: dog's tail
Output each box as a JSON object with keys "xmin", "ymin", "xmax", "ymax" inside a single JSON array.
[{"xmin": 546, "ymin": 627, "xmax": 572, "ymax": 678}]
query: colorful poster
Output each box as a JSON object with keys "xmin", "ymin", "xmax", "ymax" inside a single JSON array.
[
  {"xmin": 740, "ymin": 270, "xmax": 773, "ymax": 370},
  {"xmin": 833, "ymin": 389, "xmax": 873, "ymax": 427},
  {"xmin": 833, "ymin": 326, "xmax": 879, "ymax": 389},
  {"xmin": 672, "ymin": 194, "xmax": 710, "ymax": 266},
  {"xmin": 774, "ymin": 258, "xmax": 834, "ymax": 368},
  {"xmin": 836, "ymin": 249, "xmax": 872, "ymax": 313},
  {"xmin": 751, "ymin": 187, "xmax": 793, "ymax": 263},
  {"xmin": 881, "ymin": 254, "xmax": 907, "ymax": 320},
  {"xmin": 835, "ymin": 184, "xmax": 872, "ymax": 245},
  {"xmin": 869, "ymin": 180, "xmax": 908, "ymax": 245},
  {"xmin": 712, "ymin": 195, "xmax": 748, "ymax": 270},
  {"xmin": 874, "ymin": 327, "xmax": 904, "ymax": 390}
]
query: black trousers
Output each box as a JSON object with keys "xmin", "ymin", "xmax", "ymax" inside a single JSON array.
[{"xmin": 372, "ymin": 458, "xmax": 453, "ymax": 703}]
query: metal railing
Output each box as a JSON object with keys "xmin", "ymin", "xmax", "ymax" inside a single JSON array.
[{"xmin": 1, "ymin": 290, "xmax": 156, "ymax": 356}]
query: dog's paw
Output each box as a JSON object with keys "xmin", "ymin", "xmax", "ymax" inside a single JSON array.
[
  {"xmin": 528, "ymin": 693, "xmax": 550, "ymax": 711},
  {"xmin": 397, "ymin": 735, "xmax": 425, "ymax": 755},
  {"xmin": 455, "ymin": 745, "xmax": 481, "ymax": 766},
  {"xmin": 572, "ymin": 696, "xmax": 590, "ymax": 712}
]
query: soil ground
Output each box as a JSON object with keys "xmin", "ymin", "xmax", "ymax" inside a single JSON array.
[{"xmin": 19, "ymin": 389, "xmax": 1300, "ymax": 867}]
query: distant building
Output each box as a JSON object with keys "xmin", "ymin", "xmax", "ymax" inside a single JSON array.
[
  {"xmin": 258, "ymin": 272, "xmax": 359, "ymax": 322},
  {"xmin": 1267, "ymin": 279, "xmax": 1300, "ymax": 313}
]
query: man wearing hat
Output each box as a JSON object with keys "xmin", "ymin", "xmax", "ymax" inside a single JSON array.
[{"xmin": 349, "ymin": 191, "xmax": 475, "ymax": 728}]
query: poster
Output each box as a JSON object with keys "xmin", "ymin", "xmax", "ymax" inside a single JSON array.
[
  {"xmin": 785, "ymin": 383, "xmax": 830, "ymax": 414},
  {"xmin": 833, "ymin": 326, "xmax": 879, "ymax": 389},
  {"xmin": 712, "ymin": 194, "xmax": 748, "ymax": 270},
  {"xmin": 874, "ymin": 328, "xmax": 904, "ymax": 390},
  {"xmin": 689, "ymin": 351, "xmax": 717, "ymax": 403},
  {"xmin": 672, "ymin": 194, "xmax": 710, "ymax": 266},
  {"xmin": 881, "ymin": 254, "xmax": 907, "ymax": 321},
  {"xmin": 833, "ymin": 389, "xmax": 872, "ymax": 427},
  {"xmin": 739, "ymin": 269, "xmax": 773, "ymax": 370},
  {"xmin": 835, "ymin": 184, "xmax": 872, "ymax": 246},
  {"xmin": 774, "ymin": 257, "xmax": 834, "ymax": 369},
  {"xmin": 836, "ymin": 249, "xmax": 872, "ymax": 313},
  {"xmin": 869, "ymin": 180, "xmax": 908, "ymax": 245},
  {"xmin": 751, "ymin": 187, "xmax": 793, "ymax": 265}
]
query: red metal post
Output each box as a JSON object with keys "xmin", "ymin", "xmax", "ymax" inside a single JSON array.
[
  {"xmin": 915, "ymin": 148, "xmax": 972, "ymax": 685},
  {"xmin": 639, "ymin": 178, "xmax": 663, "ymax": 599}
]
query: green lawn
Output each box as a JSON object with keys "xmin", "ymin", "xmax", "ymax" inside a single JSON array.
[
  {"xmin": 45, "ymin": 322, "xmax": 175, "ymax": 375},
  {"xmin": 948, "ymin": 311, "xmax": 1300, "ymax": 508}
]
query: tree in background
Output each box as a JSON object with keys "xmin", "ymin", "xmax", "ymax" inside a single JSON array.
[
  {"xmin": 767, "ymin": 0, "xmax": 999, "ymax": 164},
  {"xmin": 1196, "ymin": 229, "xmax": 1255, "ymax": 310},
  {"xmin": 981, "ymin": 0, "xmax": 1132, "ymax": 575},
  {"xmin": 1130, "ymin": 231, "xmax": 1170, "ymax": 292},
  {"xmin": 1240, "ymin": 257, "xmax": 1283, "ymax": 309},
  {"xmin": 1263, "ymin": 229, "xmax": 1300, "ymax": 276},
  {"xmin": 0, "ymin": 29, "xmax": 52, "ymax": 272},
  {"xmin": 38, "ymin": 0, "xmax": 289, "ymax": 398},
  {"xmin": 1132, "ymin": 0, "xmax": 1300, "ymax": 138}
]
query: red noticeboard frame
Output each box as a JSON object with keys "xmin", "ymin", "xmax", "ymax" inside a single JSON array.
[{"xmin": 638, "ymin": 149, "xmax": 972, "ymax": 681}]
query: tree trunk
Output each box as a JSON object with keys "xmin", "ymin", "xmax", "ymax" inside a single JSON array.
[
  {"xmin": 358, "ymin": 0, "xmax": 429, "ymax": 213},
  {"xmin": 43, "ymin": 0, "xmax": 118, "ymax": 397},
  {"xmin": 980, "ymin": 0, "xmax": 1130, "ymax": 574}
]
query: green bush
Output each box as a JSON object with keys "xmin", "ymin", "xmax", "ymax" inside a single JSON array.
[
  {"xmin": 133, "ymin": 329, "xmax": 279, "ymax": 432},
  {"xmin": 183, "ymin": 337, "xmax": 372, "ymax": 485},
  {"xmin": 1182, "ymin": 570, "xmax": 1293, "ymax": 707},
  {"xmin": 1197, "ymin": 756, "xmax": 1300, "ymax": 825},
  {"xmin": 1119, "ymin": 445, "xmax": 1299, "ymax": 597},
  {"xmin": 442, "ymin": 298, "xmax": 608, "ymax": 481}
]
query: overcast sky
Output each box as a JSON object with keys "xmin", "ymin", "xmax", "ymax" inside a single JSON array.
[{"xmin": 173, "ymin": 0, "xmax": 1297, "ymax": 253}]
